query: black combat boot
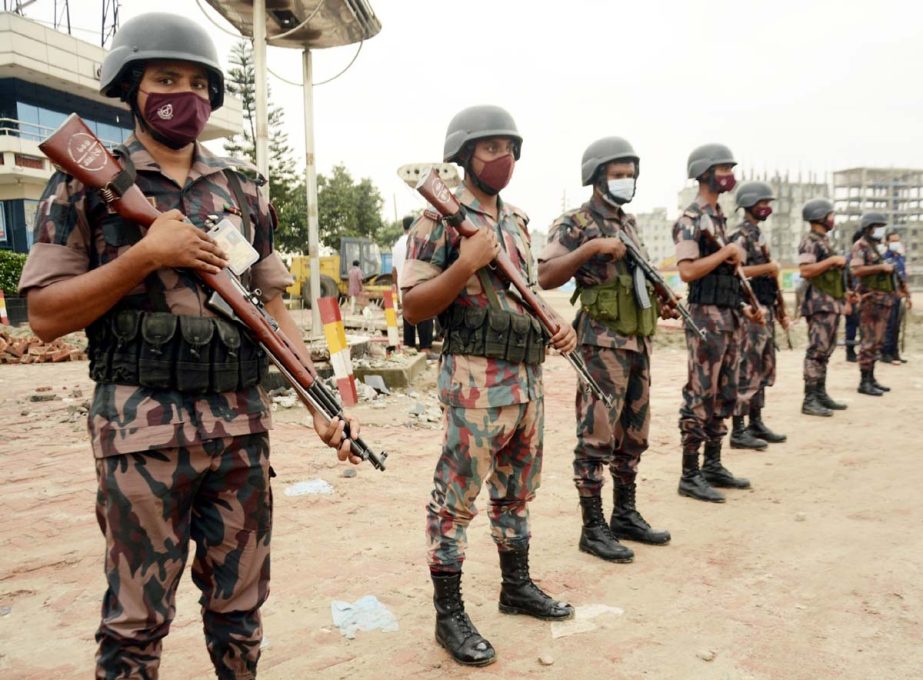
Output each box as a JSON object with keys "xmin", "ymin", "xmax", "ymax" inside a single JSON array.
[
  {"xmin": 578, "ymin": 495, "xmax": 634, "ymax": 562},
  {"xmin": 498, "ymin": 548, "xmax": 574, "ymax": 620},
  {"xmin": 431, "ymin": 571, "xmax": 496, "ymax": 667},
  {"xmin": 802, "ymin": 383, "xmax": 833, "ymax": 417},
  {"xmin": 858, "ymin": 369, "xmax": 883, "ymax": 396},
  {"xmin": 845, "ymin": 345, "xmax": 857, "ymax": 362},
  {"xmin": 816, "ymin": 377, "xmax": 848, "ymax": 411},
  {"xmin": 730, "ymin": 415, "xmax": 768, "ymax": 450},
  {"xmin": 678, "ymin": 452, "xmax": 725, "ymax": 503},
  {"xmin": 746, "ymin": 404, "xmax": 787, "ymax": 443},
  {"xmin": 702, "ymin": 441, "xmax": 751, "ymax": 489},
  {"xmin": 610, "ymin": 482, "xmax": 671, "ymax": 545},
  {"xmin": 870, "ymin": 366, "xmax": 890, "ymax": 392}
]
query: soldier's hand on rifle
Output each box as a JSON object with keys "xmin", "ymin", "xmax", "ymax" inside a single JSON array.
[
  {"xmin": 722, "ymin": 244, "xmax": 743, "ymax": 266},
  {"xmin": 829, "ymin": 255, "xmax": 847, "ymax": 269},
  {"xmin": 881, "ymin": 262, "xmax": 895, "ymax": 274},
  {"xmin": 548, "ymin": 317, "xmax": 577, "ymax": 354},
  {"xmin": 459, "ymin": 227, "xmax": 500, "ymax": 273},
  {"xmin": 743, "ymin": 304, "xmax": 764, "ymax": 324},
  {"xmin": 780, "ymin": 315, "xmax": 792, "ymax": 330},
  {"xmin": 141, "ymin": 209, "xmax": 229, "ymax": 274},
  {"xmin": 313, "ymin": 412, "xmax": 362, "ymax": 465},
  {"xmin": 659, "ymin": 304, "xmax": 680, "ymax": 320},
  {"xmin": 594, "ymin": 237, "xmax": 627, "ymax": 261}
]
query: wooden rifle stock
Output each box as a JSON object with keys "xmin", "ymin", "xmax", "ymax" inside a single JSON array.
[
  {"xmin": 39, "ymin": 114, "xmax": 386, "ymax": 470},
  {"xmin": 414, "ymin": 168, "xmax": 613, "ymax": 408}
]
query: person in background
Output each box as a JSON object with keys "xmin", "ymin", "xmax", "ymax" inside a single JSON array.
[
  {"xmin": 392, "ymin": 215, "xmax": 435, "ymax": 353},
  {"xmin": 348, "ymin": 258, "xmax": 364, "ymax": 315},
  {"xmin": 882, "ymin": 227, "xmax": 911, "ymax": 364}
]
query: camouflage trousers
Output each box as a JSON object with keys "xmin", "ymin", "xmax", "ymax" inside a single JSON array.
[
  {"xmin": 858, "ymin": 292, "xmax": 894, "ymax": 370},
  {"xmin": 803, "ymin": 311, "xmax": 841, "ymax": 384},
  {"xmin": 574, "ymin": 344, "xmax": 650, "ymax": 496},
  {"xmin": 94, "ymin": 433, "xmax": 272, "ymax": 680},
  {"xmin": 734, "ymin": 307, "xmax": 776, "ymax": 415},
  {"xmin": 426, "ymin": 400, "xmax": 543, "ymax": 572},
  {"xmin": 679, "ymin": 324, "xmax": 741, "ymax": 451}
]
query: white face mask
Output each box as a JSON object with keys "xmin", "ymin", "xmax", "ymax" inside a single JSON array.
[
  {"xmin": 872, "ymin": 226, "xmax": 887, "ymax": 240},
  {"xmin": 606, "ymin": 177, "xmax": 636, "ymax": 204},
  {"xmin": 889, "ymin": 241, "xmax": 905, "ymax": 255},
  {"xmin": 876, "ymin": 243, "xmax": 888, "ymax": 255}
]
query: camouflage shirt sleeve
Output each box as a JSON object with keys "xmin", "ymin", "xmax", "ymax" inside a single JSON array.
[
  {"xmin": 673, "ymin": 213, "xmax": 701, "ymax": 262},
  {"xmin": 246, "ymin": 178, "xmax": 293, "ymax": 302},
  {"xmin": 798, "ymin": 236, "xmax": 818, "ymax": 265},
  {"xmin": 849, "ymin": 240, "xmax": 872, "ymax": 269},
  {"xmin": 400, "ymin": 212, "xmax": 459, "ymax": 290},
  {"xmin": 538, "ymin": 213, "xmax": 583, "ymax": 262},
  {"xmin": 17, "ymin": 172, "xmax": 92, "ymax": 294}
]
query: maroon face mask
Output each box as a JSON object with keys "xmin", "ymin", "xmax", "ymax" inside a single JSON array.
[
  {"xmin": 751, "ymin": 205, "xmax": 773, "ymax": 220},
  {"xmin": 141, "ymin": 90, "xmax": 211, "ymax": 149},
  {"xmin": 712, "ymin": 173, "xmax": 737, "ymax": 193},
  {"xmin": 473, "ymin": 154, "xmax": 515, "ymax": 195}
]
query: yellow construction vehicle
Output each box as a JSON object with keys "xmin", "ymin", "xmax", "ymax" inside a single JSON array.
[{"xmin": 286, "ymin": 236, "xmax": 393, "ymax": 308}]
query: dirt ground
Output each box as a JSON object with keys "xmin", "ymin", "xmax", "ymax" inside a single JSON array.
[{"xmin": 1, "ymin": 293, "xmax": 921, "ymax": 680}]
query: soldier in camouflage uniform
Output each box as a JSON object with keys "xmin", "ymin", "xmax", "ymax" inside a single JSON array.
[
  {"xmin": 850, "ymin": 213, "xmax": 896, "ymax": 396},
  {"xmin": 797, "ymin": 198, "xmax": 850, "ymax": 416},
  {"xmin": 728, "ymin": 182, "xmax": 789, "ymax": 448},
  {"xmin": 401, "ymin": 106, "xmax": 576, "ymax": 667},
  {"xmin": 673, "ymin": 144, "xmax": 758, "ymax": 504},
  {"xmin": 537, "ymin": 137, "xmax": 670, "ymax": 565},
  {"xmin": 17, "ymin": 14, "xmax": 358, "ymax": 679}
]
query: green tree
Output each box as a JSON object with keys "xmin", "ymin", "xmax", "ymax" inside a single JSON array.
[
  {"xmin": 316, "ymin": 164, "xmax": 387, "ymax": 248},
  {"xmin": 223, "ymin": 40, "xmax": 303, "ymax": 251}
]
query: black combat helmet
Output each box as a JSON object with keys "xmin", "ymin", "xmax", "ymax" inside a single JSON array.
[
  {"xmin": 735, "ymin": 181, "xmax": 775, "ymax": 209},
  {"xmin": 687, "ymin": 143, "xmax": 736, "ymax": 179},
  {"xmin": 443, "ymin": 105, "xmax": 522, "ymax": 164},
  {"xmin": 99, "ymin": 12, "xmax": 225, "ymax": 109},
  {"xmin": 802, "ymin": 198, "xmax": 835, "ymax": 223},
  {"xmin": 860, "ymin": 212, "xmax": 888, "ymax": 230},
  {"xmin": 580, "ymin": 137, "xmax": 640, "ymax": 186}
]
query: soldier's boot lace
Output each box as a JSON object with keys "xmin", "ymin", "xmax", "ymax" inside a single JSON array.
[
  {"xmin": 498, "ymin": 548, "xmax": 575, "ymax": 620},
  {"xmin": 816, "ymin": 377, "xmax": 848, "ymax": 410},
  {"xmin": 678, "ymin": 452, "xmax": 725, "ymax": 503},
  {"xmin": 431, "ymin": 571, "xmax": 496, "ymax": 667},
  {"xmin": 870, "ymin": 366, "xmax": 890, "ymax": 392},
  {"xmin": 746, "ymin": 405, "xmax": 787, "ymax": 443},
  {"xmin": 702, "ymin": 441, "xmax": 751, "ymax": 489},
  {"xmin": 578, "ymin": 495, "xmax": 635, "ymax": 562},
  {"xmin": 858, "ymin": 369, "xmax": 884, "ymax": 396},
  {"xmin": 730, "ymin": 416, "xmax": 768, "ymax": 450},
  {"xmin": 610, "ymin": 481, "xmax": 671, "ymax": 545},
  {"xmin": 802, "ymin": 383, "xmax": 833, "ymax": 416}
]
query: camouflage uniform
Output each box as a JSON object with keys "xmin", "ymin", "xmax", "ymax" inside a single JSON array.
[
  {"xmin": 18, "ymin": 137, "xmax": 292, "ymax": 679},
  {"xmin": 850, "ymin": 238, "xmax": 895, "ymax": 371},
  {"xmin": 729, "ymin": 220, "xmax": 775, "ymax": 414},
  {"xmin": 798, "ymin": 231, "xmax": 846, "ymax": 384},
  {"xmin": 673, "ymin": 197, "xmax": 744, "ymax": 452},
  {"xmin": 539, "ymin": 195, "xmax": 652, "ymax": 496},
  {"xmin": 401, "ymin": 185, "xmax": 543, "ymax": 572}
]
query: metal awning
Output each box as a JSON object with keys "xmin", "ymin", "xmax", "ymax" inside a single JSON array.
[{"xmin": 203, "ymin": 0, "xmax": 381, "ymax": 48}]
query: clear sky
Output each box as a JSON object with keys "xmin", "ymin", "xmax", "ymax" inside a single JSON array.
[{"xmin": 20, "ymin": 0, "xmax": 923, "ymax": 231}]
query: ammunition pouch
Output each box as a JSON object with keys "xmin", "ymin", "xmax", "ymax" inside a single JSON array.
[
  {"xmin": 861, "ymin": 272, "xmax": 895, "ymax": 293},
  {"xmin": 751, "ymin": 276, "xmax": 778, "ymax": 307},
  {"xmin": 688, "ymin": 264, "xmax": 742, "ymax": 308},
  {"xmin": 577, "ymin": 274, "xmax": 659, "ymax": 337},
  {"xmin": 442, "ymin": 305, "xmax": 546, "ymax": 365},
  {"xmin": 87, "ymin": 309, "xmax": 267, "ymax": 393},
  {"xmin": 811, "ymin": 266, "xmax": 846, "ymax": 300}
]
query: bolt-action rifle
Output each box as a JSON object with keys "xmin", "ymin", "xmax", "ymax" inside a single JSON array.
[
  {"xmin": 40, "ymin": 114, "xmax": 386, "ymax": 471},
  {"xmin": 758, "ymin": 243, "xmax": 793, "ymax": 350},
  {"xmin": 415, "ymin": 167, "xmax": 614, "ymax": 408},
  {"xmin": 698, "ymin": 227, "xmax": 766, "ymax": 324},
  {"xmin": 615, "ymin": 232, "xmax": 706, "ymax": 340}
]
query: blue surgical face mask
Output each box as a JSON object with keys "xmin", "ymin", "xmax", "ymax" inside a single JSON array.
[{"xmin": 606, "ymin": 177, "xmax": 636, "ymax": 204}]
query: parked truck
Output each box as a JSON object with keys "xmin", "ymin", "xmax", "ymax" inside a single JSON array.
[{"xmin": 286, "ymin": 236, "xmax": 394, "ymax": 308}]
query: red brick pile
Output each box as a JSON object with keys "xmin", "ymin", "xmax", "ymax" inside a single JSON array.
[{"xmin": 0, "ymin": 329, "xmax": 87, "ymax": 364}]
